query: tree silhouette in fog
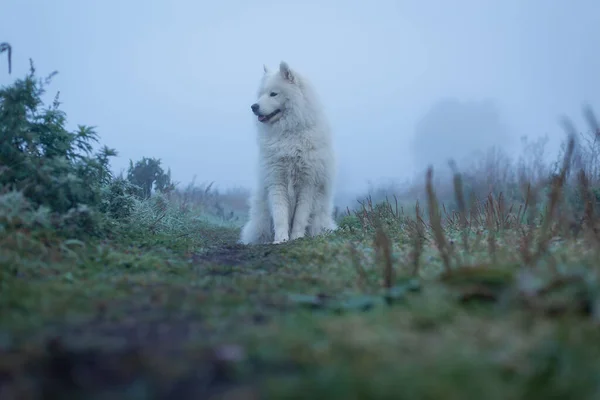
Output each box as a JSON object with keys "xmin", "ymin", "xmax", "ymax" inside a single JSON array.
[{"xmin": 412, "ymin": 98, "xmax": 512, "ymax": 174}]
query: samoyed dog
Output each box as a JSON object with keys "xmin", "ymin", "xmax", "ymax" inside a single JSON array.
[{"xmin": 240, "ymin": 61, "xmax": 337, "ymax": 245}]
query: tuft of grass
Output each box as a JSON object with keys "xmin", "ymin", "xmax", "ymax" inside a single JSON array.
[{"xmin": 426, "ymin": 166, "xmax": 453, "ymax": 273}]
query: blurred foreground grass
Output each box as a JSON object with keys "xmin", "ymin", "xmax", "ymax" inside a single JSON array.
[{"xmin": 3, "ymin": 167, "xmax": 600, "ymax": 399}]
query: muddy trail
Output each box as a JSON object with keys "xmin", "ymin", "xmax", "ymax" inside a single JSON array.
[{"xmin": 0, "ymin": 241, "xmax": 289, "ymax": 400}]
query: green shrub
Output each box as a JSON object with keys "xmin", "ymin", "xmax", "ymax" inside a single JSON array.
[
  {"xmin": 0, "ymin": 60, "xmax": 117, "ymax": 217},
  {"xmin": 99, "ymin": 176, "xmax": 139, "ymax": 221}
]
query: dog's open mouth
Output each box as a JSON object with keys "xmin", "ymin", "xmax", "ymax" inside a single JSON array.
[{"xmin": 257, "ymin": 109, "xmax": 281, "ymax": 123}]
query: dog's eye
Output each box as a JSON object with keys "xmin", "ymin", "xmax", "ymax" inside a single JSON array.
[{"xmin": 269, "ymin": 92, "xmax": 278, "ymax": 97}]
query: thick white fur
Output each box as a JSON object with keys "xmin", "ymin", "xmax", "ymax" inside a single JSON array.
[{"xmin": 240, "ymin": 61, "xmax": 337, "ymax": 245}]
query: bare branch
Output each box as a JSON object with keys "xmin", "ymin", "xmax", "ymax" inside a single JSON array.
[{"xmin": 0, "ymin": 42, "xmax": 12, "ymax": 74}]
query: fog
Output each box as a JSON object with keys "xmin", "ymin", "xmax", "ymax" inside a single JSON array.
[{"xmin": 2, "ymin": 0, "xmax": 599, "ymax": 205}]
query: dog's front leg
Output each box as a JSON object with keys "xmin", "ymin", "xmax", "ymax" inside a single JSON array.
[
  {"xmin": 268, "ymin": 185, "xmax": 290, "ymax": 244},
  {"xmin": 290, "ymin": 185, "xmax": 314, "ymax": 241}
]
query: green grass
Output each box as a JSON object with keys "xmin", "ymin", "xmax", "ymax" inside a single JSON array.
[{"xmin": 3, "ymin": 184, "xmax": 600, "ymax": 400}]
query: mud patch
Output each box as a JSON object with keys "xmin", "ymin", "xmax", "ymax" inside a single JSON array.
[
  {"xmin": 193, "ymin": 244, "xmax": 256, "ymax": 266},
  {"xmin": 0, "ymin": 238, "xmax": 293, "ymax": 398},
  {"xmin": 192, "ymin": 244, "xmax": 282, "ymax": 273},
  {"xmin": 44, "ymin": 315, "xmax": 206, "ymax": 351}
]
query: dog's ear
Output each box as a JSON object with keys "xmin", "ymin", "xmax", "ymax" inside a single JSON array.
[
  {"xmin": 263, "ymin": 64, "xmax": 269, "ymax": 74},
  {"xmin": 279, "ymin": 61, "xmax": 295, "ymax": 83}
]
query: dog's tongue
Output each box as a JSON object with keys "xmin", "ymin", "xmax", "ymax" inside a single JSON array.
[{"xmin": 258, "ymin": 115, "xmax": 267, "ymax": 122}]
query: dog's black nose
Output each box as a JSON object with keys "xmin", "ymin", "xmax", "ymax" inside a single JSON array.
[{"xmin": 251, "ymin": 103, "xmax": 259, "ymax": 112}]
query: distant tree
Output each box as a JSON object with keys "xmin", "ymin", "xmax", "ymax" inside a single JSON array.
[
  {"xmin": 412, "ymin": 98, "xmax": 512, "ymax": 174},
  {"xmin": 127, "ymin": 157, "xmax": 175, "ymax": 199}
]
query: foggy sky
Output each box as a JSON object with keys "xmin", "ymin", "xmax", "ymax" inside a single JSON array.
[{"xmin": 2, "ymin": 0, "xmax": 599, "ymax": 198}]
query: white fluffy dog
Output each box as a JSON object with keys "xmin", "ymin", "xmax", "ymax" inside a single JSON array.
[{"xmin": 240, "ymin": 61, "xmax": 337, "ymax": 245}]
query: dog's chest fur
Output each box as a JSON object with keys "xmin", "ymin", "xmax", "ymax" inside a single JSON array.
[{"xmin": 259, "ymin": 131, "xmax": 319, "ymax": 189}]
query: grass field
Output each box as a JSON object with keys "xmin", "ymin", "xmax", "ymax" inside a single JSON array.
[{"xmin": 3, "ymin": 159, "xmax": 600, "ymax": 400}]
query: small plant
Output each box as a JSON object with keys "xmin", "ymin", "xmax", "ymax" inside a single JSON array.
[
  {"xmin": 127, "ymin": 157, "xmax": 175, "ymax": 199},
  {"xmin": 99, "ymin": 176, "xmax": 139, "ymax": 220}
]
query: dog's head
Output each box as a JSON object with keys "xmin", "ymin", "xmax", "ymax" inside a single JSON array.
[{"xmin": 251, "ymin": 61, "xmax": 301, "ymax": 124}]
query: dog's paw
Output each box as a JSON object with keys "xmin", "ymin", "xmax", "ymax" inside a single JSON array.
[
  {"xmin": 290, "ymin": 231, "xmax": 305, "ymax": 241},
  {"xmin": 273, "ymin": 228, "xmax": 289, "ymax": 244},
  {"xmin": 272, "ymin": 233, "xmax": 289, "ymax": 245}
]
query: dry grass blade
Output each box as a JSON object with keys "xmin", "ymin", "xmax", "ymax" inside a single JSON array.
[
  {"xmin": 497, "ymin": 192, "xmax": 506, "ymax": 229},
  {"xmin": 468, "ymin": 193, "xmax": 481, "ymax": 227},
  {"xmin": 533, "ymin": 123, "xmax": 576, "ymax": 262},
  {"xmin": 519, "ymin": 182, "xmax": 539, "ymax": 266},
  {"xmin": 374, "ymin": 227, "xmax": 394, "ymax": 288},
  {"xmin": 355, "ymin": 199, "xmax": 371, "ymax": 230},
  {"xmin": 519, "ymin": 183, "xmax": 531, "ymax": 224},
  {"xmin": 410, "ymin": 201, "xmax": 425, "ymax": 276},
  {"xmin": 486, "ymin": 194, "xmax": 497, "ymax": 264},
  {"xmin": 355, "ymin": 195, "xmax": 377, "ymax": 230},
  {"xmin": 577, "ymin": 169, "xmax": 596, "ymax": 238},
  {"xmin": 583, "ymin": 104, "xmax": 600, "ymax": 139},
  {"xmin": 426, "ymin": 167, "xmax": 452, "ymax": 273},
  {"xmin": 485, "ymin": 193, "xmax": 497, "ymax": 230},
  {"xmin": 349, "ymin": 242, "xmax": 369, "ymax": 289},
  {"xmin": 449, "ymin": 160, "xmax": 469, "ymax": 256},
  {"xmin": 578, "ymin": 106, "xmax": 600, "ymax": 240},
  {"xmin": 204, "ymin": 181, "xmax": 215, "ymax": 194}
]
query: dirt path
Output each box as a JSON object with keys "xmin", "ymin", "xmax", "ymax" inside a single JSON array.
[{"xmin": 1, "ymin": 242, "xmax": 277, "ymax": 399}]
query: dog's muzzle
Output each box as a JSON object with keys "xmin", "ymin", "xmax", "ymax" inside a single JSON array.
[{"xmin": 251, "ymin": 103, "xmax": 281, "ymax": 123}]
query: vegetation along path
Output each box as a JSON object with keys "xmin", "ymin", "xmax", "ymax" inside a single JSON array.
[{"xmin": 4, "ymin": 202, "xmax": 600, "ymax": 399}]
